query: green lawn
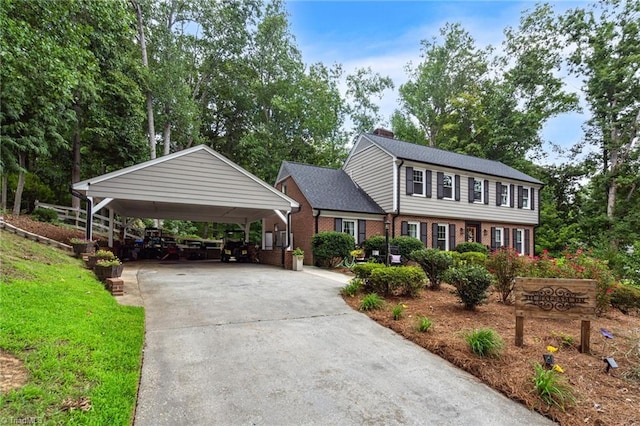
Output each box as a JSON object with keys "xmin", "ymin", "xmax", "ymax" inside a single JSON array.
[{"xmin": 0, "ymin": 231, "xmax": 144, "ymax": 425}]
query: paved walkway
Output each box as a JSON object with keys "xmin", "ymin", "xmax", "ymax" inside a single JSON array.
[{"xmin": 127, "ymin": 262, "xmax": 552, "ymax": 425}]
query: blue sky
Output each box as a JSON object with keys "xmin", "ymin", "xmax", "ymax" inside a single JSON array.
[{"xmin": 286, "ymin": 1, "xmax": 590, "ymax": 163}]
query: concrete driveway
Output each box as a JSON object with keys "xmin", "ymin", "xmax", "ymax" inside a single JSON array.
[{"xmin": 131, "ymin": 262, "xmax": 552, "ymax": 425}]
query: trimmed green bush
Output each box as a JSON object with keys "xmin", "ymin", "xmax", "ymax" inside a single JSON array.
[
  {"xmin": 352, "ymin": 262, "xmax": 386, "ymax": 280},
  {"xmin": 610, "ymin": 282, "xmax": 640, "ymax": 315},
  {"xmin": 360, "ymin": 293, "xmax": 384, "ymax": 311},
  {"xmin": 464, "ymin": 328, "xmax": 504, "ymax": 357},
  {"xmin": 369, "ymin": 266, "xmax": 426, "ymax": 297},
  {"xmin": 312, "ymin": 231, "xmax": 355, "ymax": 267},
  {"xmin": 391, "ymin": 236, "xmax": 426, "ymax": 263},
  {"xmin": 459, "ymin": 252, "xmax": 487, "ymax": 266},
  {"xmin": 455, "ymin": 242, "xmax": 488, "ymax": 255},
  {"xmin": 31, "ymin": 207, "xmax": 58, "ymax": 223},
  {"xmin": 445, "ymin": 264, "xmax": 493, "ymax": 310},
  {"xmin": 486, "ymin": 247, "xmax": 523, "ymax": 303},
  {"xmin": 410, "ymin": 248, "xmax": 454, "ymax": 290},
  {"xmin": 363, "ymin": 235, "xmax": 386, "ymax": 257}
]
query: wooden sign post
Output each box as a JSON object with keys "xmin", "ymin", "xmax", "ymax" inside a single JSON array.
[{"xmin": 514, "ymin": 278, "xmax": 597, "ymax": 353}]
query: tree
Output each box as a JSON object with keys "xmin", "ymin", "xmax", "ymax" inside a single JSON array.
[{"xmin": 345, "ymin": 67, "xmax": 394, "ymax": 139}]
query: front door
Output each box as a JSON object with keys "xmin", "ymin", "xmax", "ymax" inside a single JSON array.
[{"xmin": 465, "ymin": 223, "xmax": 481, "ymax": 243}]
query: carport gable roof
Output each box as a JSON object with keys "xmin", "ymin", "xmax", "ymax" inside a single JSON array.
[
  {"xmin": 73, "ymin": 145, "xmax": 299, "ymax": 223},
  {"xmin": 276, "ymin": 161, "xmax": 384, "ymax": 214}
]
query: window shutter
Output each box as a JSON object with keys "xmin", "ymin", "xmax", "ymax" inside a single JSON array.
[
  {"xmin": 512, "ymin": 228, "xmax": 517, "ymax": 249},
  {"xmin": 530, "ymin": 188, "xmax": 535, "ymax": 210},
  {"xmin": 504, "ymin": 228, "xmax": 510, "ymax": 247},
  {"xmin": 490, "ymin": 227, "xmax": 496, "ymax": 250},
  {"xmin": 510, "ymin": 185, "xmax": 515, "ymax": 208},
  {"xmin": 449, "ymin": 224, "xmax": 456, "ymax": 251},
  {"xmin": 437, "ymin": 172, "xmax": 444, "ymax": 199},
  {"xmin": 405, "ymin": 167, "xmax": 414, "ymax": 195},
  {"xmin": 358, "ymin": 220, "xmax": 366, "ymax": 245},
  {"xmin": 420, "ymin": 222, "xmax": 428, "ymax": 245},
  {"xmin": 484, "ymin": 180, "xmax": 489, "ymax": 204},
  {"xmin": 496, "ymin": 182, "xmax": 502, "ymax": 206},
  {"xmin": 425, "ymin": 170, "xmax": 432, "ymax": 198},
  {"xmin": 401, "ymin": 221, "xmax": 408, "ymax": 236},
  {"xmin": 455, "ymin": 175, "xmax": 461, "ymax": 201},
  {"xmin": 432, "ymin": 223, "xmax": 438, "ymax": 248},
  {"xmin": 524, "ymin": 229, "xmax": 531, "ymax": 255},
  {"xmin": 334, "ymin": 218, "xmax": 342, "ymax": 232},
  {"xmin": 468, "ymin": 177, "xmax": 475, "ymax": 203},
  {"xmin": 517, "ymin": 185, "xmax": 523, "ymax": 208}
]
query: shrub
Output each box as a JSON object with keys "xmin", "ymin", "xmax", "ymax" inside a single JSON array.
[
  {"xmin": 31, "ymin": 207, "xmax": 58, "ymax": 223},
  {"xmin": 445, "ymin": 264, "xmax": 493, "ymax": 310},
  {"xmin": 486, "ymin": 247, "xmax": 523, "ymax": 303},
  {"xmin": 416, "ymin": 316, "xmax": 433, "ymax": 332},
  {"xmin": 359, "ymin": 293, "xmax": 384, "ymax": 311},
  {"xmin": 96, "ymin": 258, "xmax": 122, "ymax": 267},
  {"xmin": 341, "ymin": 278, "xmax": 363, "ymax": 297},
  {"xmin": 610, "ymin": 282, "xmax": 640, "ymax": 315},
  {"xmin": 464, "ymin": 328, "xmax": 504, "ymax": 358},
  {"xmin": 392, "ymin": 303, "xmax": 405, "ymax": 320},
  {"xmin": 410, "ymin": 248, "xmax": 454, "ymax": 290},
  {"xmin": 532, "ymin": 363, "xmax": 577, "ymax": 410},
  {"xmin": 459, "ymin": 252, "xmax": 487, "ymax": 266},
  {"xmin": 352, "ymin": 262, "xmax": 385, "ymax": 280},
  {"xmin": 369, "ymin": 266, "xmax": 426, "ymax": 297},
  {"xmin": 94, "ymin": 249, "xmax": 116, "ymax": 260},
  {"xmin": 390, "ymin": 236, "xmax": 426, "ymax": 263},
  {"xmin": 312, "ymin": 231, "xmax": 355, "ymax": 267},
  {"xmin": 363, "ymin": 235, "xmax": 386, "ymax": 257},
  {"xmin": 455, "ymin": 242, "xmax": 488, "ymax": 255}
]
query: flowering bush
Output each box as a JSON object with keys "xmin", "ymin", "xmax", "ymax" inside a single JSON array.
[
  {"xmin": 521, "ymin": 249, "xmax": 615, "ymax": 315},
  {"xmin": 486, "ymin": 248, "xmax": 524, "ymax": 303}
]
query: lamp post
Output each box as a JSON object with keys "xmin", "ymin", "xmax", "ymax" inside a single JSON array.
[{"xmin": 384, "ymin": 218, "xmax": 390, "ymax": 266}]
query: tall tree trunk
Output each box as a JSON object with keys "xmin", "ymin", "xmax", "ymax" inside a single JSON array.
[
  {"xmin": 1, "ymin": 174, "xmax": 7, "ymax": 212},
  {"xmin": 72, "ymin": 105, "xmax": 82, "ymax": 211},
  {"xmin": 163, "ymin": 121, "xmax": 171, "ymax": 155},
  {"xmin": 12, "ymin": 153, "xmax": 26, "ymax": 216},
  {"xmin": 131, "ymin": 0, "xmax": 156, "ymax": 159}
]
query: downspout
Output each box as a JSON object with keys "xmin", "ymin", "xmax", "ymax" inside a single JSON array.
[
  {"xmin": 283, "ymin": 205, "xmax": 302, "ymax": 268},
  {"xmin": 70, "ymin": 185, "xmax": 92, "ymax": 240},
  {"xmin": 314, "ymin": 209, "xmax": 321, "ymax": 234},
  {"xmin": 392, "ymin": 160, "xmax": 404, "ymax": 238}
]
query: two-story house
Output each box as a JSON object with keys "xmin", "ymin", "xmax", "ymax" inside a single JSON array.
[{"xmin": 262, "ymin": 129, "xmax": 543, "ymax": 267}]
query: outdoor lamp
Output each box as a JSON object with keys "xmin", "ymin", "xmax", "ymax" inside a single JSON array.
[
  {"xmin": 543, "ymin": 354, "xmax": 555, "ymax": 369},
  {"xmin": 604, "ymin": 357, "xmax": 618, "ymax": 373}
]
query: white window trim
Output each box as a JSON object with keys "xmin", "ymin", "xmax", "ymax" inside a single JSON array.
[
  {"xmin": 442, "ymin": 173, "xmax": 455, "ymax": 201},
  {"xmin": 437, "ymin": 223, "xmax": 449, "ymax": 251},
  {"xmin": 407, "ymin": 221, "xmax": 419, "ymax": 239},
  {"xmin": 473, "ymin": 178, "xmax": 484, "ymax": 204},
  {"xmin": 521, "ymin": 187, "xmax": 530, "ymax": 209},
  {"xmin": 342, "ymin": 219, "xmax": 358, "ymax": 240},
  {"xmin": 412, "ymin": 169, "xmax": 426, "ymax": 197},
  {"xmin": 515, "ymin": 228, "xmax": 525, "ymax": 255},
  {"xmin": 494, "ymin": 227, "xmax": 503, "ymax": 248},
  {"xmin": 500, "ymin": 185, "xmax": 510, "ymax": 207}
]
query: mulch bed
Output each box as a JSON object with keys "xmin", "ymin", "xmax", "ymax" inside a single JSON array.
[
  {"xmin": 343, "ymin": 285, "xmax": 640, "ymax": 425},
  {"xmin": 2, "ymin": 215, "xmax": 99, "ymax": 245}
]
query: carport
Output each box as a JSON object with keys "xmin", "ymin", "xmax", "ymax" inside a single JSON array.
[{"xmin": 71, "ymin": 145, "xmax": 299, "ymax": 254}]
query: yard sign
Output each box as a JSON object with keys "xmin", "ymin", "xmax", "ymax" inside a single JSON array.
[{"xmin": 514, "ymin": 277, "xmax": 597, "ymax": 352}]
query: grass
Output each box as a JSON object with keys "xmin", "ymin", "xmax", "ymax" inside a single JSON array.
[
  {"xmin": 464, "ymin": 328, "xmax": 504, "ymax": 358},
  {"xmin": 416, "ymin": 316, "xmax": 433, "ymax": 332},
  {"xmin": 341, "ymin": 278, "xmax": 362, "ymax": 297},
  {"xmin": 0, "ymin": 231, "xmax": 144, "ymax": 425},
  {"xmin": 391, "ymin": 303, "xmax": 405, "ymax": 320},
  {"xmin": 359, "ymin": 293, "xmax": 384, "ymax": 311},
  {"xmin": 532, "ymin": 363, "xmax": 577, "ymax": 411}
]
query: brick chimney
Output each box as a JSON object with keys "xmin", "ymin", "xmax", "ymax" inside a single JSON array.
[{"xmin": 373, "ymin": 128, "xmax": 394, "ymax": 139}]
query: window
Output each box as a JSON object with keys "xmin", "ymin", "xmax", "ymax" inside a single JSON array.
[
  {"xmin": 515, "ymin": 229, "xmax": 524, "ymax": 255},
  {"xmin": 342, "ymin": 219, "xmax": 357, "ymax": 239},
  {"xmin": 412, "ymin": 170, "xmax": 424, "ymax": 196},
  {"xmin": 442, "ymin": 174, "xmax": 454, "ymax": 199},
  {"xmin": 281, "ymin": 183, "xmax": 287, "ymax": 194},
  {"xmin": 500, "ymin": 185, "xmax": 509, "ymax": 206},
  {"xmin": 473, "ymin": 179, "xmax": 483, "ymax": 203},
  {"xmin": 494, "ymin": 228, "xmax": 503, "ymax": 248},
  {"xmin": 407, "ymin": 222, "xmax": 419, "ymax": 239},
  {"xmin": 522, "ymin": 188, "xmax": 530, "ymax": 209},
  {"xmin": 436, "ymin": 224, "xmax": 448, "ymax": 250}
]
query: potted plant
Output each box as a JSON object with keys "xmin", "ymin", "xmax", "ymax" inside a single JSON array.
[
  {"xmin": 87, "ymin": 249, "xmax": 116, "ymax": 268},
  {"xmin": 94, "ymin": 258, "xmax": 124, "ymax": 281},
  {"xmin": 351, "ymin": 248, "xmax": 365, "ymax": 260},
  {"xmin": 69, "ymin": 238, "xmax": 96, "ymax": 258},
  {"xmin": 292, "ymin": 247, "xmax": 304, "ymax": 271}
]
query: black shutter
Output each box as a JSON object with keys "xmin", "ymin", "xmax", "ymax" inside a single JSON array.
[
  {"xmin": 432, "ymin": 223, "xmax": 438, "ymax": 248},
  {"xmin": 425, "ymin": 170, "xmax": 432, "ymax": 198},
  {"xmin": 468, "ymin": 177, "xmax": 475, "ymax": 203},
  {"xmin": 437, "ymin": 172, "xmax": 444, "ymax": 199},
  {"xmin": 405, "ymin": 167, "xmax": 413, "ymax": 195},
  {"xmin": 504, "ymin": 227, "xmax": 510, "ymax": 247},
  {"xmin": 510, "ymin": 185, "xmax": 515, "ymax": 208},
  {"xmin": 455, "ymin": 175, "xmax": 461, "ymax": 201},
  {"xmin": 524, "ymin": 229, "xmax": 531, "ymax": 255},
  {"xmin": 490, "ymin": 227, "xmax": 496, "ymax": 250},
  {"xmin": 517, "ymin": 185, "xmax": 523, "ymax": 208},
  {"xmin": 512, "ymin": 228, "xmax": 517, "ymax": 249},
  {"xmin": 449, "ymin": 224, "xmax": 456, "ymax": 251},
  {"xmin": 420, "ymin": 222, "xmax": 428, "ymax": 245},
  {"xmin": 530, "ymin": 188, "xmax": 535, "ymax": 210},
  {"xmin": 484, "ymin": 180, "xmax": 489, "ymax": 204},
  {"xmin": 358, "ymin": 220, "xmax": 366, "ymax": 245},
  {"xmin": 334, "ymin": 218, "xmax": 342, "ymax": 232},
  {"xmin": 496, "ymin": 182, "xmax": 502, "ymax": 206},
  {"xmin": 401, "ymin": 221, "xmax": 408, "ymax": 236}
]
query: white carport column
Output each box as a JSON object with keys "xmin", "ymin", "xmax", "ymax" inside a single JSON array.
[
  {"xmin": 89, "ymin": 198, "xmax": 113, "ymax": 246},
  {"xmin": 243, "ymin": 223, "xmax": 251, "ymax": 243}
]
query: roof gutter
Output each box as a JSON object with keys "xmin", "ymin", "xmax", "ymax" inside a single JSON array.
[{"xmin": 392, "ymin": 159, "xmax": 405, "ymax": 238}]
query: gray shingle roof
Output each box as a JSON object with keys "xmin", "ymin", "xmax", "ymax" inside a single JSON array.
[
  {"xmin": 363, "ymin": 133, "xmax": 543, "ymax": 185},
  {"xmin": 277, "ymin": 162, "xmax": 384, "ymax": 214}
]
